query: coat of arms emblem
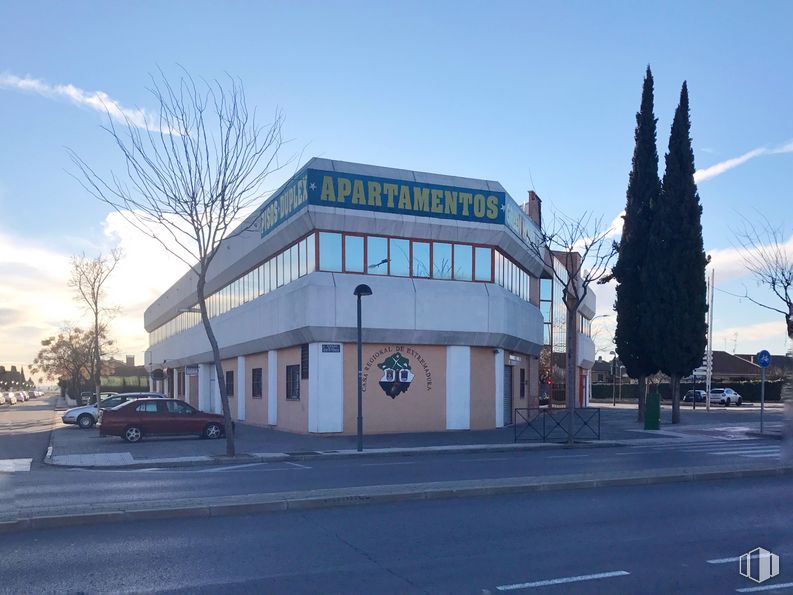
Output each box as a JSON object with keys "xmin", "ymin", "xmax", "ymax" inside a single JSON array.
[{"xmin": 377, "ymin": 352, "xmax": 415, "ymax": 398}]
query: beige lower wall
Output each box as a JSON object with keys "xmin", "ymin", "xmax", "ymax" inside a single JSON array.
[
  {"xmin": 245, "ymin": 353, "xmax": 268, "ymax": 425},
  {"xmin": 344, "ymin": 343, "xmax": 447, "ymax": 434},
  {"xmin": 277, "ymin": 346, "xmax": 309, "ymax": 433},
  {"xmin": 470, "ymin": 347, "xmax": 496, "ymax": 429}
]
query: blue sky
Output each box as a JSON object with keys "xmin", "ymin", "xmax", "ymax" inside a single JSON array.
[{"xmin": 0, "ymin": 0, "xmax": 791, "ymax": 370}]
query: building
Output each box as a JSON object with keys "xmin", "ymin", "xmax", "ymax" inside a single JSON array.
[{"xmin": 144, "ymin": 158, "xmax": 596, "ymax": 433}]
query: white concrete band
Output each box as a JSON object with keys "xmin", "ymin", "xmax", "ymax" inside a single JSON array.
[
  {"xmin": 267, "ymin": 351, "xmax": 278, "ymax": 425},
  {"xmin": 445, "ymin": 346, "xmax": 471, "ymax": 430},
  {"xmin": 308, "ymin": 342, "xmax": 344, "ymax": 433},
  {"xmin": 236, "ymin": 355, "xmax": 246, "ymax": 421},
  {"xmin": 495, "ymin": 349, "xmax": 504, "ymax": 427},
  {"xmin": 198, "ymin": 363, "xmax": 211, "ymax": 411}
]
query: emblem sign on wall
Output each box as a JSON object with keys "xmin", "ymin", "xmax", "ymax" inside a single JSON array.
[{"xmin": 362, "ymin": 346, "xmax": 433, "ymax": 399}]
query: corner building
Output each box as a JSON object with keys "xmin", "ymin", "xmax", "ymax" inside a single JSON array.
[{"xmin": 144, "ymin": 158, "xmax": 594, "ymax": 433}]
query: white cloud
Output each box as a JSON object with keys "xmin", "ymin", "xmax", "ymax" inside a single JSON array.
[
  {"xmin": 0, "ymin": 72, "xmax": 157, "ymax": 131},
  {"xmin": 694, "ymin": 138, "xmax": 793, "ymax": 183},
  {"xmin": 694, "ymin": 147, "xmax": 767, "ymax": 183},
  {"xmin": 0, "ymin": 212, "xmax": 190, "ymax": 373}
]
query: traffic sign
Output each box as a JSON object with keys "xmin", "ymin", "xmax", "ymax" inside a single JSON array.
[{"xmin": 757, "ymin": 350, "xmax": 772, "ymax": 369}]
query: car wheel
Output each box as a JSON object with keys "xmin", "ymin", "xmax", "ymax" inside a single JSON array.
[
  {"xmin": 204, "ymin": 423, "xmax": 222, "ymax": 440},
  {"xmin": 77, "ymin": 414, "xmax": 95, "ymax": 429},
  {"xmin": 124, "ymin": 426, "xmax": 143, "ymax": 443}
]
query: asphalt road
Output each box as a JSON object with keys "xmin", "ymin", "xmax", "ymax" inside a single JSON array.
[
  {"xmin": 1, "ymin": 475, "xmax": 791, "ymax": 594},
  {"xmin": 6, "ymin": 433, "xmax": 784, "ymax": 518},
  {"xmin": 0, "ymin": 395, "xmax": 55, "ymax": 460}
]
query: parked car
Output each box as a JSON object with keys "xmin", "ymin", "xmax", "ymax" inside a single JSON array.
[
  {"xmin": 62, "ymin": 392, "xmax": 166, "ymax": 429},
  {"xmin": 682, "ymin": 390, "xmax": 707, "ymax": 403},
  {"xmin": 17, "ymin": 391, "xmax": 28, "ymax": 402},
  {"xmin": 708, "ymin": 388, "xmax": 742, "ymax": 406},
  {"xmin": 26, "ymin": 390, "xmax": 36, "ymax": 399},
  {"xmin": 0, "ymin": 393, "xmax": 5, "ymax": 406},
  {"xmin": 4, "ymin": 392, "xmax": 17, "ymax": 405},
  {"xmin": 100, "ymin": 398, "xmax": 231, "ymax": 443}
]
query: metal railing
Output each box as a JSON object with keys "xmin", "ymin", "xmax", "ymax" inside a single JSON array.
[{"xmin": 514, "ymin": 407, "xmax": 601, "ymax": 443}]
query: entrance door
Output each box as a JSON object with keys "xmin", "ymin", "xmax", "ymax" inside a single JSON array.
[{"xmin": 504, "ymin": 366, "xmax": 513, "ymax": 425}]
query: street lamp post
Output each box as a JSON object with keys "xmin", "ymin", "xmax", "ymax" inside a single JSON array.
[
  {"xmin": 610, "ymin": 351, "xmax": 617, "ymax": 406},
  {"xmin": 354, "ymin": 284, "xmax": 372, "ymax": 452}
]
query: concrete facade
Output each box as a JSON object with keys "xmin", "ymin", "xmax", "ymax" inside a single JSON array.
[{"xmin": 144, "ymin": 158, "xmax": 595, "ymax": 433}]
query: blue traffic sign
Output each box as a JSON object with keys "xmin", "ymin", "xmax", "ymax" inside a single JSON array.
[{"xmin": 757, "ymin": 350, "xmax": 772, "ymax": 368}]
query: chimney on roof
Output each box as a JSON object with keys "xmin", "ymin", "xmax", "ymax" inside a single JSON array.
[
  {"xmin": 126, "ymin": 355, "xmax": 135, "ymax": 367},
  {"xmin": 522, "ymin": 191, "xmax": 542, "ymax": 227}
]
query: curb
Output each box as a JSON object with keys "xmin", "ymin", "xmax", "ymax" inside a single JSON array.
[
  {"xmin": 3, "ymin": 464, "xmax": 790, "ymax": 534},
  {"xmin": 41, "ymin": 440, "xmax": 626, "ymax": 470},
  {"xmin": 745, "ymin": 431, "xmax": 784, "ymax": 441}
]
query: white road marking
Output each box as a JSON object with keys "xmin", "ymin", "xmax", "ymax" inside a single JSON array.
[
  {"xmin": 285, "ymin": 461, "xmax": 311, "ymax": 469},
  {"xmin": 707, "ymin": 556, "xmax": 741, "ymax": 564},
  {"xmin": 0, "ymin": 458, "xmax": 32, "ymax": 473},
  {"xmin": 736, "ymin": 581, "xmax": 793, "ymax": 592},
  {"xmin": 546, "ymin": 454, "xmax": 590, "ymax": 459},
  {"xmin": 496, "ymin": 570, "xmax": 630, "ymax": 590},
  {"xmin": 361, "ymin": 461, "xmax": 417, "ymax": 467}
]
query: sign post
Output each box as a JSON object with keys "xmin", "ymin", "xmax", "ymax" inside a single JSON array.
[{"xmin": 757, "ymin": 349, "xmax": 771, "ymax": 434}]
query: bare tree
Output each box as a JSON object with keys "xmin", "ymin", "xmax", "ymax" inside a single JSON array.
[
  {"xmin": 69, "ymin": 250, "xmax": 121, "ymax": 406},
  {"xmin": 69, "ymin": 70, "xmax": 287, "ymax": 456},
  {"xmin": 528, "ymin": 212, "xmax": 617, "ymax": 443},
  {"xmin": 735, "ymin": 217, "xmax": 793, "ymax": 341}
]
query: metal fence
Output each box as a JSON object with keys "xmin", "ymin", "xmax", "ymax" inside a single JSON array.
[{"xmin": 514, "ymin": 407, "xmax": 601, "ymax": 443}]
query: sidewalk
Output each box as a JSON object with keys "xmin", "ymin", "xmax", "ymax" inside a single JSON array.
[{"xmin": 45, "ymin": 404, "xmax": 787, "ymax": 469}]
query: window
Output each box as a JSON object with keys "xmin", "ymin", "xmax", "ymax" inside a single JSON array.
[
  {"xmin": 453, "ymin": 244, "xmax": 473, "ymax": 281},
  {"xmin": 433, "ymin": 242, "xmax": 452, "ymax": 279},
  {"xmin": 367, "ymin": 236, "xmax": 388, "ymax": 274},
  {"xmin": 166, "ymin": 401, "xmax": 193, "ymax": 414},
  {"xmin": 319, "ymin": 232, "xmax": 342, "ymax": 272},
  {"xmin": 277, "ymin": 251, "xmax": 285, "ymax": 286},
  {"xmin": 225, "ymin": 370, "xmax": 234, "ymax": 397},
  {"xmin": 345, "ymin": 235, "xmax": 364, "ymax": 273},
  {"xmin": 299, "ymin": 238, "xmax": 307, "ymax": 277},
  {"xmin": 301, "ymin": 344, "xmax": 309, "ymax": 379},
  {"xmin": 474, "ymin": 247, "xmax": 492, "ymax": 282},
  {"xmin": 252, "ymin": 368, "xmax": 263, "ymax": 399},
  {"xmin": 389, "ymin": 238, "xmax": 410, "ymax": 276},
  {"xmin": 412, "ymin": 241, "xmax": 430, "ymax": 277},
  {"xmin": 520, "ymin": 368, "xmax": 526, "ymax": 399},
  {"xmin": 136, "ymin": 402, "xmax": 159, "ymax": 413},
  {"xmin": 286, "ymin": 365, "xmax": 300, "ymax": 400},
  {"xmin": 290, "ymin": 243, "xmax": 299, "ymax": 282},
  {"xmin": 269, "ymin": 256, "xmax": 276, "ymax": 291},
  {"xmin": 306, "ymin": 233, "xmax": 316, "ymax": 273}
]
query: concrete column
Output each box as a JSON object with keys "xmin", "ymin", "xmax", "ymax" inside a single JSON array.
[
  {"xmin": 185, "ymin": 372, "xmax": 193, "ymax": 407},
  {"xmin": 495, "ymin": 349, "xmax": 504, "ymax": 427},
  {"xmin": 237, "ymin": 356, "xmax": 246, "ymax": 421},
  {"xmin": 445, "ymin": 346, "xmax": 471, "ymax": 430},
  {"xmin": 210, "ymin": 366, "xmax": 221, "ymax": 414},
  {"xmin": 267, "ymin": 351, "xmax": 278, "ymax": 425},
  {"xmin": 198, "ymin": 363, "xmax": 211, "ymax": 411},
  {"xmin": 163, "ymin": 375, "xmax": 169, "ymax": 398},
  {"xmin": 148, "ymin": 376, "xmax": 155, "ymax": 392},
  {"xmin": 308, "ymin": 343, "xmax": 344, "ymax": 433}
]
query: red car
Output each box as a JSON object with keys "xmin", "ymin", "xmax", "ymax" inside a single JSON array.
[{"xmin": 99, "ymin": 398, "xmax": 230, "ymax": 443}]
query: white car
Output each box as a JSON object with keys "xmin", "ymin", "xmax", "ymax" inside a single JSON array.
[
  {"xmin": 708, "ymin": 388, "xmax": 742, "ymax": 407},
  {"xmin": 17, "ymin": 391, "xmax": 28, "ymax": 402},
  {"xmin": 4, "ymin": 392, "xmax": 17, "ymax": 405},
  {"xmin": 61, "ymin": 392, "xmax": 166, "ymax": 429}
]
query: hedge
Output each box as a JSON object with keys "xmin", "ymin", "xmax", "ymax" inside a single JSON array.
[{"xmin": 591, "ymin": 381, "xmax": 785, "ymax": 402}]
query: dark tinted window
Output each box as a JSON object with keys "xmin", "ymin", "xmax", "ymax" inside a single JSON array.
[
  {"xmin": 166, "ymin": 401, "xmax": 193, "ymax": 414},
  {"xmin": 135, "ymin": 402, "xmax": 160, "ymax": 413}
]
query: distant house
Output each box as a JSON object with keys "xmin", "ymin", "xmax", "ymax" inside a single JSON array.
[
  {"xmin": 736, "ymin": 352, "xmax": 792, "ymax": 375},
  {"xmin": 101, "ymin": 356, "xmax": 149, "ymax": 389},
  {"xmin": 592, "ymin": 357, "xmax": 615, "ymax": 383}
]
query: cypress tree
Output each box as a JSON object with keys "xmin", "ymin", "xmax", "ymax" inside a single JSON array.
[
  {"xmin": 643, "ymin": 81, "xmax": 708, "ymax": 424},
  {"xmin": 613, "ymin": 66, "xmax": 661, "ymax": 422}
]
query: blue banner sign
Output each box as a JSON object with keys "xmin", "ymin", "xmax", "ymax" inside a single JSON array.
[
  {"xmin": 306, "ymin": 169, "xmax": 505, "ymax": 225},
  {"xmin": 260, "ymin": 173, "xmax": 308, "ymax": 238},
  {"xmin": 260, "ymin": 168, "xmax": 510, "ymax": 238}
]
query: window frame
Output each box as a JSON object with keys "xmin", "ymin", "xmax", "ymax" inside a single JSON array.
[{"xmin": 286, "ymin": 364, "xmax": 301, "ymax": 400}]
